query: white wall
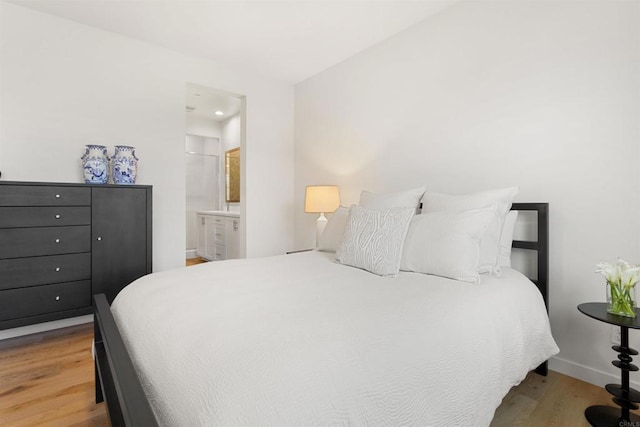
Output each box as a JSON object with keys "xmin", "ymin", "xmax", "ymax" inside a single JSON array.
[
  {"xmin": 186, "ymin": 114, "xmax": 222, "ymax": 139},
  {"xmin": 221, "ymin": 113, "xmax": 242, "ymax": 152},
  {"xmin": 294, "ymin": 1, "xmax": 640, "ymax": 387},
  {"xmin": 0, "ymin": 2, "xmax": 295, "ymax": 272}
]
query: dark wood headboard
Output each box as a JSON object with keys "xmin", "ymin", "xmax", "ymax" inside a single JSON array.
[
  {"xmin": 511, "ymin": 203, "xmax": 549, "ymax": 312},
  {"xmin": 511, "ymin": 203, "xmax": 549, "ymax": 377}
]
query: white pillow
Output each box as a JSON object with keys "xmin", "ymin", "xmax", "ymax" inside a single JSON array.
[
  {"xmin": 336, "ymin": 205, "xmax": 414, "ymax": 277},
  {"xmin": 359, "ymin": 187, "xmax": 425, "ymax": 211},
  {"xmin": 421, "ymin": 187, "xmax": 519, "ymax": 275},
  {"xmin": 317, "ymin": 206, "xmax": 349, "ymax": 252},
  {"xmin": 499, "ymin": 210, "xmax": 518, "ymax": 267},
  {"xmin": 400, "ymin": 207, "xmax": 496, "ymax": 283}
]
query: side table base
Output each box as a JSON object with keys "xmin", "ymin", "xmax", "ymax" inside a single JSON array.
[{"xmin": 585, "ymin": 405, "xmax": 640, "ymax": 427}]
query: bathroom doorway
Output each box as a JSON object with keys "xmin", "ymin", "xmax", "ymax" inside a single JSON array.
[{"xmin": 185, "ymin": 83, "xmax": 243, "ymax": 262}]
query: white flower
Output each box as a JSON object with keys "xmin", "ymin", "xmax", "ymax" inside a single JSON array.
[
  {"xmin": 622, "ymin": 266, "xmax": 640, "ymax": 288},
  {"xmin": 599, "ymin": 258, "xmax": 640, "ymax": 317},
  {"xmin": 596, "ymin": 258, "xmax": 640, "ymax": 287},
  {"xmin": 596, "ymin": 261, "xmax": 615, "ymax": 282}
]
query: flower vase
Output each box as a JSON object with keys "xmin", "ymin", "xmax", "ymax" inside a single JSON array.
[
  {"xmin": 81, "ymin": 145, "xmax": 109, "ymax": 184},
  {"xmin": 112, "ymin": 145, "xmax": 138, "ymax": 185},
  {"xmin": 606, "ymin": 282, "xmax": 637, "ymax": 318}
]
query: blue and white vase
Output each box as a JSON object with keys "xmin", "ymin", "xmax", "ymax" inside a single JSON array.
[
  {"xmin": 112, "ymin": 145, "xmax": 138, "ymax": 185},
  {"xmin": 81, "ymin": 145, "xmax": 109, "ymax": 184}
]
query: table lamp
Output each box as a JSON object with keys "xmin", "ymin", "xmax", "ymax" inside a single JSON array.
[{"xmin": 305, "ymin": 185, "xmax": 340, "ymax": 247}]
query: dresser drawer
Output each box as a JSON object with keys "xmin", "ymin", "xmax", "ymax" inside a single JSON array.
[
  {"xmin": 0, "ymin": 207, "xmax": 91, "ymax": 228},
  {"xmin": 213, "ymin": 243, "xmax": 226, "ymax": 260},
  {"xmin": 0, "ymin": 226, "xmax": 91, "ymax": 259},
  {"xmin": 0, "ymin": 253, "xmax": 91, "ymax": 291},
  {"xmin": 0, "ymin": 185, "xmax": 90, "ymax": 207},
  {"xmin": 0, "ymin": 280, "xmax": 91, "ymax": 321},
  {"xmin": 212, "ymin": 222, "xmax": 226, "ymax": 244}
]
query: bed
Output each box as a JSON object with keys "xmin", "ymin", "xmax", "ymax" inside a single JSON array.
[{"xmin": 93, "ymin": 203, "xmax": 558, "ymax": 427}]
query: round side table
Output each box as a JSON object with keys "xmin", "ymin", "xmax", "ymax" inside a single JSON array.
[{"xmin": 578, "ymin": 302, "xmax": 640, "ymax": 426}]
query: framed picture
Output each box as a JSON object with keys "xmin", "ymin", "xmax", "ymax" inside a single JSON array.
[{"xmin": 225, "ymin": 147, "xmax": 240, "ymax": 203}]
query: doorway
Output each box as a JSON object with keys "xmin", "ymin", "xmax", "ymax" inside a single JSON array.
[{"xmin": 185, "ymin": 83, "xmax": 244, "ymax": 261}]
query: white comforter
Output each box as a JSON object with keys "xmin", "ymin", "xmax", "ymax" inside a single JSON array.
[{"xmin": 112, "ymin": 251, "xmax": 558, "ymax": 427}]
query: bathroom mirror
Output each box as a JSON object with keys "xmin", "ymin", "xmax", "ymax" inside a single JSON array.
[{"xmin": 225, "ymin": 147, "xmax": 240, "ymax": 203}]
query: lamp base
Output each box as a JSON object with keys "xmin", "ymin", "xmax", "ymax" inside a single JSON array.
[{"xmin": 316, "ymin": 213, "xmax": 328, "ymax": 248}]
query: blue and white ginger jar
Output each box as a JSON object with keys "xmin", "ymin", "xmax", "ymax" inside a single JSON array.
[
  {"xmin": 112, "ymin": 145, "xmax": 138, "ymax": 185},
  {"xmin": 81, "ymin": 145, "xmax": 109, "ymax": 184}
]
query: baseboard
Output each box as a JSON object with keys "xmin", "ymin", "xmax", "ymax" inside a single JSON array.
[
  {"xmin": 0, "ymin": 314, "xmax": 93, "ymax": 341},
  {"xmin": 186, "ymin": 249, "xmax": 197, "ymax": 259},
  {"xmin": 549, "ymin": 355, "xmax": 640, "ymax": 390}
]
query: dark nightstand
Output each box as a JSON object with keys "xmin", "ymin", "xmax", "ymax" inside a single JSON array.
[{"xmin": 578, "ymin": 302, "xmax": 640, "ymax": 426}]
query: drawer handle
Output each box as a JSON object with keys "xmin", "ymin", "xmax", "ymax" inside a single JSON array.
[
  {"xmin": 55, "ymin": 214, "xmax": 61, "ymax": 219},
  {"xmin": 55, "ymin": 296, "xmax": 60, "ymax": 301},
  {"xmin": 55, "ymin": 194, "xmax": 61, "ymax": 199},
  {"xmin": 97, "ymin": 237, "xmax": 102, "ymax": 241},
  {"xmin": 55, "ymin": 267, "xmax": 61, "ymax": 272},
  {"xmin": 55, "ymin": 238, "xmax": 60, "ymax": 243}
]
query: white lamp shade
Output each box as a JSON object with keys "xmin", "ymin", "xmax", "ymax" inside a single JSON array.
[{"xmin": 304, "ymin": 185, "xmax": 340, "ymax": 213}]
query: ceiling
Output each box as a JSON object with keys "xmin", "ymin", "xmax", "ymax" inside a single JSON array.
[
  {"xmin": 8, "ymin": 0, "xmax": 455, "ymax": 84},
  {"xmin": 186, "ymin": 83, "xmax": 242, "ymax": 121}
]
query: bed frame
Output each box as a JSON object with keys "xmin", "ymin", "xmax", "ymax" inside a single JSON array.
[
  {"xmin": 93, "ymin": 202, "xmax": 549, "ymax": 427},
  {"xmin": 511, "ymin": 203, "xmax": 549, "ymax": 377}
]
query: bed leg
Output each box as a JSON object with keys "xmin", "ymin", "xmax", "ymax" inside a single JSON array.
[{"xmin": 535, "ymin": 361, "xmax": 548, "ymax": 376}]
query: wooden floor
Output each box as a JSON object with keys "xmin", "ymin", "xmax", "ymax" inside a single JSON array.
[
  {"xmin": 0, "ymin": 323, "xmax": 107, "ymax": 427},
  {"xmin": 492, "ymin": 370, "xmax": 640, "ymax": 426},
  {"xmin": 1, "ymin": 322, "xmax": 637, "ymax": 426},
  {"xmin": 186, "ymin": 256, "xmax": 207, "ymax": 267}
]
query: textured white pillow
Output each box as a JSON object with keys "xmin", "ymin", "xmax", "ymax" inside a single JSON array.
[
  {"xmin": 336, "ymin": 205, "xmax": 414, "ymax": 277},
  {"xmin": 400, "ymin": 207, "xmax": 496, "ymax": 283},
  {"xmin": 359, "ymin": 187, "xmax": 425, "ymax": 211},
  {"xmin": 421, "ymin": 187, "xmax": 519, "ymax": 275},
  {"xmin": 317, "ymin": 206, "xmax": 349, "ymax": 252},
  {"xmin": 499, "ymin": 210, "xmax": 518, "ymax": 267}
]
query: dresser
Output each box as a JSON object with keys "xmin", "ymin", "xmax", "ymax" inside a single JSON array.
[
  {"xmin": 196, "ymin": 211, "xmax": 240, "ymax": 261},
  {"xmin": 0, "ymin": 181, "xmax": 152, "ymax": 330}
]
